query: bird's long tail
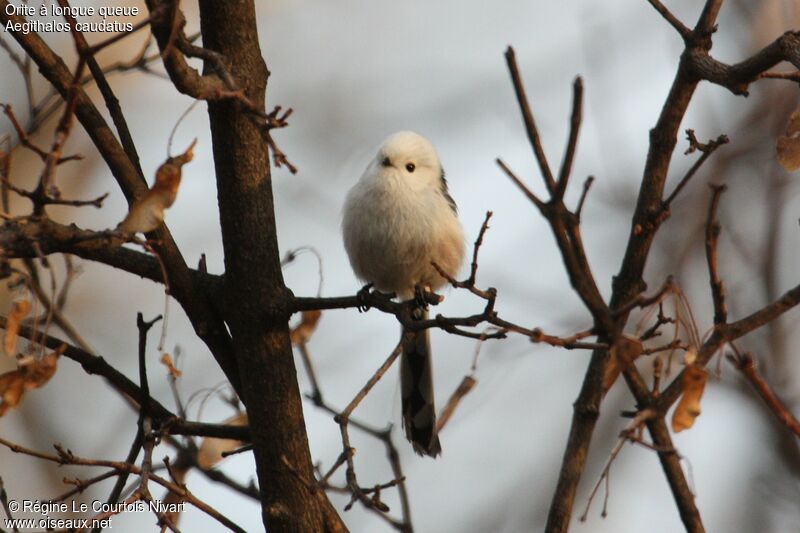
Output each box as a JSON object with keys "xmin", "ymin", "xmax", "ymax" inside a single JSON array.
[{"xmin": 400, "ymin": 309, "xmax": 441, "ymax": 457}]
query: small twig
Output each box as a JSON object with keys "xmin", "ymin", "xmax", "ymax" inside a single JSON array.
[
  {"xmin": 705, "ymin": 184, "xmax": 727, "ymax": 325},
  {"xmin": 281, "ymin": 246, "xmax": 325, "ymax": 297},
  {"xmin": 575, "ymin": 176, "xmax": 595, "ymax": 221},
  {"xmin": 220, "ymin": 443, "xmax": 254, "ymax": 458},
  {"xmin": 640, "ymin": 302, "xmax": 675, "ymax": 341},
  {"xmin": 432, "ymin": 210, "xmax": 494, "ymax": 299},
  {"xmin": 0, "ymin": 476, "xmax": 18, "ymax": 532},
  {"xmin": 137, "ymin": 313, "xmax": 163, "ymax": 417},
  {"xmin": 0, "ymin": 437, "xmax": 246, "ymax": 533},
  {"xmin": 580, "ymin": 409, "xmax": 657, "ymax": 521},
  {"xmin": 84, "ymin": 33, "xmax": 157, "ymax": 81},
  {"xmin": 496, "ymin": 157, "xmax": 545, "ymax": 210},
  {"xmin": 526, "ymin": 326, "xmax": 599, "ymax": 349},
  {"xmin": 338, "ymin": 343, "xmax": 403, "ymax": 422},
  {"xmin": 662, "ymin": 130, "xmax": 729, "ymax": 208},
  {"xmin": 465, "ymin": 211, "xmax": 492, "ymax": 286},
  {"xmin": 160, "ymin": 1, "xmax": 182, "ymax": 61},
  {"xmin": 470, "ymin": 328, "xmax": 497, "ymax": 371},
  {"xmin": 55, "ymin": 255, "xmax": 79, "ymax": 312},
  {"xmin": 504, "ymin": 46, "xmax": 556, "ymax": 194},
  {"xmin": 167, "ymin": 100, "xmax": 201, "ymax": 158},
  {"xmin": 70, "ymin": 0, "xmax": 168, "ymax": 59},
  {"xmin": 168, "ymin": 33, "xmax": 298, "ymax": 173},
  {"xmin": 0, "ymin": 172, "xmax": 107, "ymax": 208},
  {"xmin": 140, "ymin": 240, "xmax": 171, "ymax": 351},
  {"xmin": 1, "ymin": 134, "xmax": 11, "ymax": 214},
  {"xmin": 658, "ymin": 279, "xmax": 800, "ymax": 412},
  {"xmin": 652, "ymin": 356, "xmax": 663, "ymax": 396},
  {"xmin": 435, "ymin": 376, "xmax": 477, "ymax": 433},
  {"xmin": 613, "ymin": 276, "xmax": 675, "ymax": 318},
  {"xmin": 165, "ymin": 444, "xmax": 260, "ymax": 501},
  {"xmin": 164, "ymin": 347, "xmax": 187, "ymax": 420},
  {"xmin": 132, "ymin": 311, "xmax": 179, "ymax": 530},
  {"xmin": 138, "ymin": 418, "xmax": 181, "ymax": 533},
  {"xmin": 332, "ymin": 342, "xmax": 408, "ymax": 527},
  {"xmin": 642, "ymin": 339, "xmax": 687, "ymax": 356},
  {"xmin": 0, "ymin": 35, "xmax": 27, "ymax": 77},
  {"xmin": 55, "ymin": 471, "xmax": 119, "ymax": 503},
  {"xmin": 294, "ymin": 285, "xmax": 604, "ymax": 349},
  {"xmin": 497, "ymin": 64, "xmax": 611, "ymax": 329},
  {"xmin": 297, "ymin": 339, "xmax": 413, "ymax": 531},
  {"xmin": 555, "ymin": 76, "xmax": 583, "ymax": 200},
  {"xmin": 757, "ymin": 70, "xmax": 800, "ymax": 82},
  {"xmin": 297, "ymin": 342, "xmax": 323, "ymax": 405},
  {"xmin": 91, "ymin": 431, "xmax": 143, "ymax": 533},
  {"xmin": 728, "ymin": 352, "xmax": 800, "ymax": 437},
  {"xmin": 0, "ymin": 314, "xmax": 249, "ymax": 440},
  {"xmin": 645, "ymin": 0, "xmax": 693, "ymax": 40},
  {"xmin": 86, "ymin": 492, "xmax": 145, "ymax": 531},
  {"xmin": 0, "ymin": 103, "xmax": 82, "ymax": 164}
]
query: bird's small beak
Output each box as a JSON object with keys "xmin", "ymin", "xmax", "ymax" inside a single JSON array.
[{"xmin": 381, "ymin": 156, "xmax": 392, "ymax": 168}]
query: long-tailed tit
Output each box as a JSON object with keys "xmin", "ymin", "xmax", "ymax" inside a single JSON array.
[{"xmin": 342, "ymin": 131, "xmax": 465, "ymax": 457}]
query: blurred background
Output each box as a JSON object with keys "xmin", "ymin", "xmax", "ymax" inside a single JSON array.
[{"xmin": 1, "ymin": 0, "xmax": 799, "ymax": 531}]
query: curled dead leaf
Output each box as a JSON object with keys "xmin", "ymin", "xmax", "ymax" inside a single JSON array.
[
  {"xmin": 118, "ymin": 139, "xmax": 196, "ymax": 234},
  {"xmin": 0, "ymin": 348, "xmax": 62, "ymax": 416},
  {"xmin": 118, "ymin": 193, "xmax": 171, "ymax": 234},
  {"xmin": 197, "ymin": 412, "xmax": 248, "ymax": 469},
  {"xmin": 602, "ymin": 335, "xmax": 644, "ymax": 392},
  {"xmin": 23, "ymin": 348, "xmax": 61, "ymax": 385},
  {"xmin": 436, "ymin": 375, "xmax": 477, "ymax": 433},
  {"xmin": 777, "ymin": 108, "xmax": 800, "ymax": 171},
  {"xmin": 671, "ymin": 365, "xmax": 708, "ymax": 432},
  {"xmin": 0, "ymin": 372, "xmax": 24, "ymax": 417},
  {"xmin": 160, "ymin": 461, "xmax": 188, "ymax": 528},
  {"xmin": 290, "ymin": 310, "xmax": 322, "ymax": 346},
  {"xmin": 684, "ymin": 345, "xmax": 697, "ymax": 366},
  {"xmin": 0, "ymin": 141, "xmax": 9, "ymax": 180},
  {"xmin": 160, "ymin": 353, "xmax": 182, "ymax": 378},
  {"xmin": 4, "ymin": 299, "xmax": 31, "ymax": 356}
]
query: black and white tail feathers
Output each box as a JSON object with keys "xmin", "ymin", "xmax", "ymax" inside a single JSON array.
[{"xmin": 400, "ymin": 309, "xmax": 441, "ymax": 457}]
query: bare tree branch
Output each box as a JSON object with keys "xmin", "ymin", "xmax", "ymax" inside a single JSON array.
[
  {"xmin": 728, "ymin": 351, "xmax": 800, "ymax": 438},
  {"xmin": 705, "ymin": 184, "xmax": 727, "ymax": 325},
  {"xmin": 0, "ymin": 314, "xmax": 248, "ymax": 441}
]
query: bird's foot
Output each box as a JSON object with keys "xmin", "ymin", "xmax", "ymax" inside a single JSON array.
[
  {"xmin": 414, "ymin": 284, "xmax": 433, "ymax": 311},
  {"xmin": 356, "ymin": 283, "xmax": 374, "ymax": 312}
]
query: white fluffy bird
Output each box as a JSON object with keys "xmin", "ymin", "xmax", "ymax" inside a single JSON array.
[{"xmin": 342, "ymin": 131, "xmax": 465, "ymax": 456}]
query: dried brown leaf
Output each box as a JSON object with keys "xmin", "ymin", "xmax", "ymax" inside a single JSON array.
[
  {"xmin": 436, "ymin": 375, "xmax": 477, "ymax": 433},
  {"xmin": 602, "ymin": 335, "xmax": 644, "ymax": 392},
  {"xmin": 4, "ymin": 299, "xmax": 31, "ymax": 356},
  {"xmin": 118, "ymin": 192, "xmax": 172, "ymax": 234},
  {"xmin": 0, "ymin": 371, "xmax": 24, "ymax": 416},
  {"xmin": 0, "ymin": 142, "xmax": 9, "ymax": 179},
  {"xmin": 118, "ymin": 140, "xmax": 196, "ymax": 234},
  {"xmin": 777, "ymin": 108, "xmax": 800, "ymax": 171},
  {"xmin": 671, "ymin": 365, "xmax": 708, "ymax": 432},
  {"xmin": 160, "ymin": 352, "xmax": 182, "ymax": 378},
  {"xmin": 290, "ymin": 310, "xmax": 322, "ymax": 346},
  {"xmin": 23, "ymin": 349, "xmax": 61, "ymax": 387},
  {"xmin": 197, "ymin": 412, "xmax": 248, "ymax": 469},
  {"xmin": 0, "ymin": 348, "xmax": 62, "ymax": 416},
  {"xmin": 161, "ymin": 462, "xmax": 188, "ymax": 528}
]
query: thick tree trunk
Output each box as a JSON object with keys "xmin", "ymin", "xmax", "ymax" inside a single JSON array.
[{"xmin": 197, "ymin": 2, "xmax": 346, "ymax": 531}]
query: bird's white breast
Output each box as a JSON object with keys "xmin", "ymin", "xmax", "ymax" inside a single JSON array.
[{"xmin": 342, "ymin": 169, "xmax": 464, "ymax": 299}]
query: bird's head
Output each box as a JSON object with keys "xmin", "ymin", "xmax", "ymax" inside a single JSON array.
[{"xmin": 371, "ymin": 131, "xmax": 443, "ymax": 191}]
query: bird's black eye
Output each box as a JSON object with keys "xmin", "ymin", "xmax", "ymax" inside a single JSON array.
[
  {"xmin": 405, "ymin": 162, "xmax": 416, "ymax": 173},
  {"xmin": 381, "ymin": 157, "xmax": 391, "ymax": 167}
]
